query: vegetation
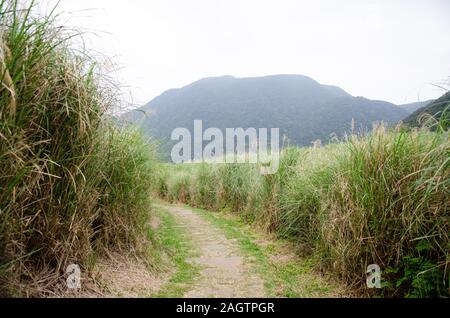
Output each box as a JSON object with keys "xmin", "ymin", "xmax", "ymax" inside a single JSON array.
[
  {"xmin": 157, "ymin": 125, "xmax": 449, "ymax": 297},
  {"xmin": 0, "ymin": 1, "xmax": 157, "ymax": 296},
  {"xmin": 399, "ymin": 100, "xmax": 433, "ymax": 114},
  {"xmin": 151, "ymin": 205, "xmax": 200, "ymax": 298},
  {"xmin": 404, "ymin": 91, "xmax": 450, "ymax": 130}
]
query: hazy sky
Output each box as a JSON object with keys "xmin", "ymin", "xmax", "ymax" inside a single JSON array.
[{"xmin": 51, "ymin": 0, "xmax": 450, "ymax": 106}]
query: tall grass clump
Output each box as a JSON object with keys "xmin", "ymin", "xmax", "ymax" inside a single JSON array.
[
  {"xmin": 274, "ymin": 146, "xmax": 339, "ymax": 244},
  {"xmin": 161, "ymin": 164, "xmax": 195, "ymax": 204},
  {"xmin": 0, "ymin": 1, "xmax": 157, "ymax": 296},
  {"xmin": 90, "ymin": 127, "xmax": 157, "ymax": 251},
  {"xmin": 318, "ymin": 127, "xmax": 449, "ymax": 297},
  {"xmin": 191, "ymin": 163, "xmax": 220, "ymax": 210},
  {"xmin": 216, "ymin": 163, "xmax": 257, "ymax": 214}
]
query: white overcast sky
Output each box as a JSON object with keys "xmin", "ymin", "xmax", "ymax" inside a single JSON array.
[{"xmin": 49, "ymin": 0, "xmax": 450, "ymax": 106}]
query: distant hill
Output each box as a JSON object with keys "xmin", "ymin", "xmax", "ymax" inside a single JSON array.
[
  {"xmin": 399, "ymin": 100, "xmax": 434, "ymax": 114},
  {"xmin": 404, "ymin": 92, "xmax": 450, "ymax": 128},
  {"xmin": 123, "ymin": 75, "xmax": 409, "ymax": 158}
]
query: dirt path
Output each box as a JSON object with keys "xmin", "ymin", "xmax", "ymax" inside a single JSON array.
[{"xmin": 165, "ymin": 206, "xmax": 266, "ymax": 298}]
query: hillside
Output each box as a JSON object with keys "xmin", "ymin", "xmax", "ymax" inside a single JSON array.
[
  {"xmin": 124, "ymin": 75, "xmax": 409, "ymax": 157},
  {"xmin": 399, "ymin": 100, "xmax": 434, "ymax": 114},
  {"xmin": 404, "ymin": 92, "xmax": 450, "ymax": 128}
]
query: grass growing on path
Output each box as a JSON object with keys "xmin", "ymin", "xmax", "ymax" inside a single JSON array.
[
  {"xmin": 189, "ymin": 206, "xmax": 345, "ymax": 298},
  {"xmin": 151, "ymin": 205, "xmax": 200, "ymax": 298}
]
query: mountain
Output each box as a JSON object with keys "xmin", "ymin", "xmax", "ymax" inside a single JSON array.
[
  {"xmin": 404, "ymin": 92, "xmax": 450, "ymax": 128},
  {"xmin": 124, "ymin": 75, "xmax": 409, "ymax": 157},
  {"xmin": 399, "ymin": 100, "xmax": 434, "ymax": 114}
]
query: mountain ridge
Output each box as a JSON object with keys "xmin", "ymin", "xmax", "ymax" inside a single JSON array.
[
  {"xmin": 399, "ymin": 100, "xmax": 434, "ymax": 114},
  {"xmin": 404, "ymin": 92, "xmax": 450, "ymax": 128},
  {"xmin": 123, "ymin": 75, "xmax": 409, "ymax": 157}
]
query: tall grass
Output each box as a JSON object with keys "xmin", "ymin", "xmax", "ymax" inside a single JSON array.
[
  {"xmin": 158, "ymin": 126, "xmax": 449, "ymax": 297},
  {"xmin": 0, "ymin": 1, "xmax": 157, "ymax": 296}
]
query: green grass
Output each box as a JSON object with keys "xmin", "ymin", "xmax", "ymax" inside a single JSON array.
[{"xmin": 151, "ymin": 205, "xmax": 200, "ymax": 298}]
